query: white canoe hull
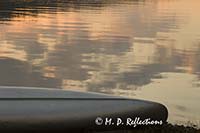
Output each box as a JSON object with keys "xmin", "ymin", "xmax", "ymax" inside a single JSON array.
[{"xmin": 0, "ymin": 86, "xmax": 168, "ymax": 132}]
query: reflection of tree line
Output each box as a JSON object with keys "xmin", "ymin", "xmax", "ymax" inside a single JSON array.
[
  {"xmin": 0, "ymin": 0, "xmax": 133, "ymax": 20},
  {"xmin": 1, "ymin": 0, "xmax": 199, "ymax": 92},
  {"xmin": 1, "ymin": 0, "xmax": 133, "ymax": 5}
]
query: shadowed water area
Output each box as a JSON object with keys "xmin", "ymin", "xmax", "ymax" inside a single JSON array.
[{"xmin": 0, "ymin": 0, "xmax": 200, "ymax": 129}]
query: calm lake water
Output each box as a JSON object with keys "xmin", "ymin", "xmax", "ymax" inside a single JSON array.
[{"xmin": 0, "ymin": 0, "xmax": 200, "ymax": 128}]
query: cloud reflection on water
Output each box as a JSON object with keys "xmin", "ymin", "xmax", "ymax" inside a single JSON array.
[{"xmin": 0, "ymin": 0, "xmax": 200, "ymax": 127}]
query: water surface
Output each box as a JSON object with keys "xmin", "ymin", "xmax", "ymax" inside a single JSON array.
[{"xmin": 0, "ymin": 0, "xmax": 200, "ymax": 128}]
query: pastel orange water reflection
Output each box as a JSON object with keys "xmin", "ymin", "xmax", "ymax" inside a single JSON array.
[{"xmin": 0, "ymin": 0, "xmax": 200, "ymax": 128}]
